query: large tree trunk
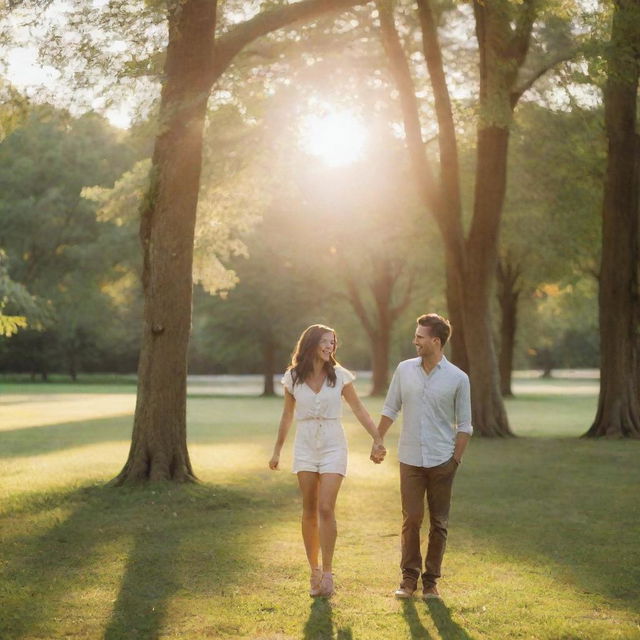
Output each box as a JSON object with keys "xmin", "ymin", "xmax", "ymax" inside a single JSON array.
[
  {"xmin": 378, "ymin": 0, "xmax": 539, "ymax": 434},
  {"xmin": 464, "ymin": 125, "xmax": 514, "ymax": 435},
  {"xmin": 585, "ymin": 0, "xmax": 640, "ymax": 438},
  {"xmin": 461, "ymin": 0, "xmax": 536, "ymax": 436},
  {"xmin": 496, "ymin": 257, "xmax": 521, "ymax": 397},
  {"xmin": 112, "ymin": 0, "xmax": 218, "ymax": 485}
]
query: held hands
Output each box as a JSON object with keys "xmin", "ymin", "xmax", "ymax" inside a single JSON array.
[{"xmin": 370, "ymin": 441, "xmax": 387, "ymax": 464}]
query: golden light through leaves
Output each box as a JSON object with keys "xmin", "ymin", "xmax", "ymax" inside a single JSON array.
[{"xmin": 300, "ymin": 109, "xmax": 367, "ymax": 167}]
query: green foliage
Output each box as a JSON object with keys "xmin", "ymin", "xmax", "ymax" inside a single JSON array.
[
  {"xmin": 88, "ymin": 104, "xmax": 268, "ymax": 297},
  {"xmin": 0, "ymin": 104, "xmax": 140, "ymax": 376},
  {"xmin": 499, "ymin": 102, "xmax": 604, "ymax": 369},
  {"xmin": 524, "ymin": 279, "xmax": 599, "ymax": 370}
]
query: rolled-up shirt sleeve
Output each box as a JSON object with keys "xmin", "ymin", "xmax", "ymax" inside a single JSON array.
[
  {"xmin": 381, "ymin": 368, "xmax": 402, "ymax": 421},
  {"xmin": 455, "ymin": 374, "xmax": 473, "ymax": 435}
]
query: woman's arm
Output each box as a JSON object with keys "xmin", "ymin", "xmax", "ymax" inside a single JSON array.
[
  {"xmin": 269, "ymin": 390, "xmax": 296, "ymax": 470},
  {"xmin": 342, "ymin": 383, "xmax": 386, "ymax": 462}
]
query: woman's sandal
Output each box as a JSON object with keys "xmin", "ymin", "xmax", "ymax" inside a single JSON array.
[
  {"xmin": 309, "ymin": 567, "xmax": 323, "ymax": 597},
  {"xmin": 318, "ymin": 571, "xmax": 334, "ymax": 597}
]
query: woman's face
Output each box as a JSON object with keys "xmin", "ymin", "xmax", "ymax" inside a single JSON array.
[{"xmin": 316, "ymin": 332, "xmax": 336, "ymax": 363}]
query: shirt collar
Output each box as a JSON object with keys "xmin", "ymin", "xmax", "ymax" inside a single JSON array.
[{"xmin": 416, "ymin": 355, "xmax": 447, "ymax": 370}]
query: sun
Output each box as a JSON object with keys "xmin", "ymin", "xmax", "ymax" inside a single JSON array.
[{"xmin": 300, "ymin": 109, "xmax": 367, "ymax": 167}]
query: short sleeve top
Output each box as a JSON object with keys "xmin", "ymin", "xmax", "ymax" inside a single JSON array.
[{"xmin": 282, "ymin": 365, "xmax": 356, "ymax": 421}]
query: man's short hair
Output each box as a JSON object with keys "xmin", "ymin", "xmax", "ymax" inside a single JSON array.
[{"xmin": 417, "ymin": 313, "xmax": 452, "ymax": 346}]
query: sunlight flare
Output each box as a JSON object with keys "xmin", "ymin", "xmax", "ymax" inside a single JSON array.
[{"xmin": 300, "ymin": 109, "xmax": 367, "ymax": 167}]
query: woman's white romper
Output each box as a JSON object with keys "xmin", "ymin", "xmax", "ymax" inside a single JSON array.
[{"xmin": 281, "ymin": 366, "xmax": 355, "ymax": 476}]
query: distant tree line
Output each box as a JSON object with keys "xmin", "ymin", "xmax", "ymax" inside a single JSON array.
[{"xmin": 0, "ymin": 100, "xmax": 600, "ymax": 386}]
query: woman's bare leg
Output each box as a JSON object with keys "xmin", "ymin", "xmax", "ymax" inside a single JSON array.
[
  {"xmin": 297, "ymin": 471, "xmax": 320, "ymax": 569},
  {"xmin": 317, "ymin": 473, "xmax": 343, "ymax": 572}
]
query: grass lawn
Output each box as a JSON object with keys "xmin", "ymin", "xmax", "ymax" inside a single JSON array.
[{"xmin": 0, "ymin": 378, "xmax": 639, "ymax": 639}]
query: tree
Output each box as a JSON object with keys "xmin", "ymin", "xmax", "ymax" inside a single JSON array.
[
  {"xmin": 375, "ymin": 0, "xmax": 578, "ymax": 435},
  {"xmin": 585, "ymin": 0, "xmax": 640, "ymax": 438}
]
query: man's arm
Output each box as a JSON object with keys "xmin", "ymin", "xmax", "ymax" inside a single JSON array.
[
  {"xmin": 377, "ymin": 415, "xmax": 394, "ymax": 439},
  {"xmin": 370, "ymin": 369, "xmax": 402, "ymax": 462},
  {"xmin": 453, "ymin": 432, "xmax": 470, "ymax": 464},
  {"xmin": 453, "ymin": 374, "xmax": 473, "ymax": 464}
]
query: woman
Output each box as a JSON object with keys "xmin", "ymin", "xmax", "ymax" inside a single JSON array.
[{"xmin": 269, "ymin": 324, "xmax": 386, "ymax": 597}]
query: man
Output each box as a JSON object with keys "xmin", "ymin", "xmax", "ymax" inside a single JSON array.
[{"xmin": 372, "ymin": 313, "xmax": 472, "ymax": 600}]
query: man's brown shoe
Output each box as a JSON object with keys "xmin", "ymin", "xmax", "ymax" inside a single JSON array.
[
  {"xmin": 422, "ymin": 585, "xmax": 441, "ymax": 600},
  {"xmin": 394, "ymin": 579, "xmax": 417, "ymax": 599}
]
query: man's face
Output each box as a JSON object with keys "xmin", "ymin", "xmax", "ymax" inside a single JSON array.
[{"xmin": 413, "ymin": 324, "xmax": 440, "ymax": 358}]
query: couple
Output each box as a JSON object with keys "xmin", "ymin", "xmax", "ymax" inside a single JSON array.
[{"xmin": 269, "ymin": 314, "xmax": 472, "ymax": 600}]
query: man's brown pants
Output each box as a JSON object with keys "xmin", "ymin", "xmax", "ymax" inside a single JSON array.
[{"xmin": 399, "ymin": 459, "xmax": 458, "ymax": 588}]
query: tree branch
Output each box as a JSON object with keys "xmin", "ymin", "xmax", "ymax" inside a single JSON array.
[
  {"xmin": 510, "ymin": 48, "xmax": 578, "ymax": 107},
  {"xmin": 344, "ymin": 273, "xmax": 376, "ymax": 338},
  {"xmin": 214, "ymin": 0, "xmax": 370, "ymax": 76},
  {"xmin": 390, "ymin": 270, "xmax": 415, "ymax": 320},
  {"xmin": 375, "ymin": 0, "xmax": 442, "ymax": 218},
  {"xmin": 509, "ymin": 0, "xmax": 537, "ymax": 65},
  {"xmin": 416, "ymin": 0, "xmax": 463, "ymax": 221}
]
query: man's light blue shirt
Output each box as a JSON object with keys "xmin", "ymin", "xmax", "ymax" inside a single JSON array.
[{"xmin": 382, "ymin": 355, "xmax": 473, "ymax": 468}]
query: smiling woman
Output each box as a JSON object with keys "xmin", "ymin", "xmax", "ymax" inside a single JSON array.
[{"xmin": 300, "ymin": 108, "xmax": 367, "ymax": 167}]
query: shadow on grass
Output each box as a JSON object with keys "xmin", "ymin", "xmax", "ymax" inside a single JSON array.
[
  {"xmin": 453, "ymin": 438, "xmax": 640, "ymax": 613},
  {"xmin": 401, "ymin": 599, "xmax": 476, "ymax": 640},
  {"xmin": 0, "ymin": 413, "xmax": 271, "ymax": 460},
  {"xmin": 0, "ymin": 394, "xmax": 281, "ymax": 459},
  {"xmin": 0, "ymin": 416, "xmax": 132, "ymax": 458},
  {"xmin": 102, "ymin": 519, "xmax": 181, "ymax": 640},
  {"xmin": 424, "ymin": 599, "xmax": 475, "ymax": 640},
  {"xmin": 0, "ymin": 481, "xmax": 297, "ymax": 640},
  {"xmin": 303, "ymin": 598, "xmax": 352, "ymax": 640},
  {"xmin": 401, "ymin": 599, "xmax": 433, "ymax": 639}
]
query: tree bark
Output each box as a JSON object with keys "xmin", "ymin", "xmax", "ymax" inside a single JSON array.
[
  {"xmin": 497, "ymin": 257, "xmax": 521, "ymax": 397},
  {"xmin": 464, "ymin": 125, "xmax": 513, "ymax": 435},
  {"xmin": 112, "ymin": 0, "xmax": 218, "ymax": 485},
  {"xmin": 585, "ymin": 0, "xmax": 640, "ymax": 438},
  {"xmin": 461, "ymin": 0, "xmax": 535, "ymax": 436}
]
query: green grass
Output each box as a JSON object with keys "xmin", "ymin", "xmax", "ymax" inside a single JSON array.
[{"xmin": 1, "ymin": 380, "xmax": 639, "ymax": 639}]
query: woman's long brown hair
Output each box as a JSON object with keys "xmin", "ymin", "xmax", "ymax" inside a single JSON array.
[{"xmin": 288, "ymin": 324, "xmax": 338, "ymax": 388}]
